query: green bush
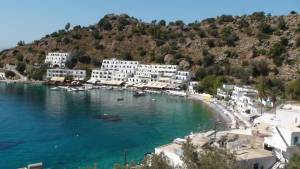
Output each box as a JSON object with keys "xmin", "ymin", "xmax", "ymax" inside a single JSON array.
[
  {"xmin": 195, "ymin": 75, "xmax": 226, "ymax": 95},
  {"xmin": 27, "ymin": 67, "xmax": 46, "ymax": 80},
  {"xmin": 277, "ymin": 17, "xmax": 288, "ymax": 30},
  {"xmin": 258, "ymin": 22, "xmax": 273, "ymax": 34},
  {"xmin": 269, "ymin": 42, "xmax": 286, "ymax": 57},
  {"xmin": 295, "ymin": 35, "xmax": 300, "ymax": 47},
  {"xmin": 250, "ymin": 12, "xmax": 265, "ymax": 21},
  {"xmin": 16, "ymin": 53, "xmax": 24, "ymax": 62},
  {"xmin": 237, "ymin": 17, "xmax": 249, "ymax": 29},
  {"xmin": 92, "ymin": 31, "xmax": 102, "ymax": 40},
  {"xmin": 17, "ymin": 40, "xmax": 25, "ymax": 46},
  {"xmin": 195, "ymin": 67, "xmax": 207, "ymax": 80},
  {"xmin": 286, "ymin": 79, "xmax": 300, "ymax": 100},
  {"xmin": 202, "ymin": 52, "xmax": 215, "ymax": 67},
  {"xmin": 249, "ymin": 60, "xmax": 270, "ymax": 77},
  {"xmin": 5, "ymin": 70, "xmax": 16, "ymax": 78},
  {"xmin": 218, "ymin": 15, "xmax": 234, "ymax": 24},
  {"xmin": 16, "ymin": 62, "xmax": 26, "ymax": 74},
  {"xmin": 72, "ymin": 33, "xmax": 82, "ymax": 39},
  {"xmin": 98, "ymin": 17, "xmax": 112, "ymax": 31},
  {"xmin": 206, "ymin": 39, "xmax": 215, "ymax": 48},
  {"xmin": 220, "ymin": 27, "xmax": 239, "ymax": 46},
  {"xmin": 120, "ymin": 52, "xmax": 132, "ymax": 61}
]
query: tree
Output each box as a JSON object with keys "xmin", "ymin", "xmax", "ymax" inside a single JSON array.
[
  {"xmin": 16, "ymin": 62, "xmax": 26, "ymax": 74},
  {"xmin": 98, "ymin": 17, "xmax": 112, "ymax": 31},
  {"xmin": 120, "ymin": 52, "xmax": 132, "ymax": 61},
  {"xmin": 266, "ymin": 78, "xmax": 284, "ymax": 114},
  {"xmin": 17, "ymin": 40, "xmax": 25, "ymax": 46},
  {"xmin": 249, "ymin": 60, "xmax": 270, "ymax": 77},
  {"xmin": 290, "ymin": 10, "xmax": 298, "ymax": 15},
  {"xmin": 256, "ymin": 76, "xmax": 268, "ymax": 115},
  {"xmin": 16, "ymin": 53, "xmax": 24, "ymax": 62},
  {"xmin": 195, "ymin": 67, "xmax": 207, "ymax": 80},
  {"xmin": 158, "ymin": 20, "xmax": 166, "ymax": 27},
  {"xmin": 286, "ymin": 78, "xmax": 300, "ymax": 100},
  {"xmin": 196, "ymin": 75, "xmax": 225, "ymax": 95},
  {"xmin": 140, "ymin": 153, "xmax": 172, "ymax": 169},
  {"xmin": 27, "ymin": 66, "xmax": 46, "ymax": 80},
  {"xmin": 277, "ymin": 16, "xmax": 287, "ymax": 30},
  {"xmin": 220, "ymin": 27, "xmax": 239, "ymax": 46},
  {"xmin": 257, "ymin": 22, "xmax": 273, "ymax": 34},
  {"xmin": 269, "ymin": 42, "xmax": 286, "ymax": 57},
  {"xmin": 65, "ymin": 22, "xmax": 71, "ymax": 31},
  {"xmin": 286, "ymin": 146, "xmax": 300, "ymax": 169},
  {"xmin": 250, "ymin": 12, "xmax": 265, "ymax": 21},
  {"xmin": 182, "ymin": 138, "xmax": 239, "ymax": 169},
  {"xmin": 202, "ymin": 50, "xmax": 215, "ymax": 67},
  {"xmin": 5, "ymin": 70, "xmax": 15, "ymax": 78}
]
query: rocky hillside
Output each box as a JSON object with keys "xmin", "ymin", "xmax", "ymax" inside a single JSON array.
[{"xmin": 1, "ymin": 12, "xmax": 300, "ymax": 84}]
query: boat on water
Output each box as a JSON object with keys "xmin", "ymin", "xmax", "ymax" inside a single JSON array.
[
  {"xmin": 50, "ymin": 87, "xmax": 59, "ymax": 90},
  {"xmin": 67, "ymin": 87, "xmax": 80, "ymax": 92},
  {"xmin": 76, "ymin": 87, "xmax": 85, "ymax": 91},
  {"xmin": 117, "ymin": 98, "xmax": 124, "ymax": 101},
  {"xmin": 58, "ymin": 86, "xmax": 69, "ymax": 90},
  {"xmin": 93, "ymin": 114, "xmax": 121, "ymax": 122},
  {"xmin": 133, "ymin": 90, "xmax": 145, "ymax": 97}
]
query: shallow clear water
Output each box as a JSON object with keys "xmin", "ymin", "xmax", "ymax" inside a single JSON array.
[{"xmin": 0, "ymin": 83, "xmax": 215, "ymax": 169}]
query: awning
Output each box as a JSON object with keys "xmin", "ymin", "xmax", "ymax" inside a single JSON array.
[
  {"xmin": 50, "ymin": 77, "xmax": 65, "ymax": 82},
  {"xmin": 99, "ymin": 80, "xmax": 124, "ymax": 86}
]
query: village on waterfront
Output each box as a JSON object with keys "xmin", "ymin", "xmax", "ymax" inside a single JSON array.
[{"xmin": 1, "ymin": 51, "xmax": 300, "ymax": 169}]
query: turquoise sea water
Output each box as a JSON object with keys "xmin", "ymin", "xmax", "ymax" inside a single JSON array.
[{"xmin": 0, "ymin": 83, "xmax": 215, "ymax": 169}]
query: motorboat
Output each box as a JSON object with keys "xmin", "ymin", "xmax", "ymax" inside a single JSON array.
[
  {"xmin": 117, "ymin": 98, "xmax": 124, "ymax": 101},
  {"xmin": 133, "ymin": 90, "xmax": 145, "ymax": 97}
]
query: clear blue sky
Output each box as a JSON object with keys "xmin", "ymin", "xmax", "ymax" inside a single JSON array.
[{"xmin": 0, "ymin": 0, "xmax": 299, "ymax": 50}]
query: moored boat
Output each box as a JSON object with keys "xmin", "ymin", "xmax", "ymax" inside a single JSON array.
[{"xmin": 133, "ymin": 90, "xmax": 145, "ymax": 97}]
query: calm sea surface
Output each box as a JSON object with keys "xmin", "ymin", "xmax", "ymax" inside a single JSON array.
[{"xmin": 0, "ymin": 83, "xmax": 215, "ymax": 169}]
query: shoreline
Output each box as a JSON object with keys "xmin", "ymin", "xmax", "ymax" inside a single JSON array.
[
  {"xmin": 188, "ymin": 94, "xmax": 234, "ymax": 130},
  {"xmin": 1, "ymin": 81, "xmax": 235, "ymax": 167},
  {"xmin": 1, "ymin": 80, "xmax": 233, "ymax": 129}
]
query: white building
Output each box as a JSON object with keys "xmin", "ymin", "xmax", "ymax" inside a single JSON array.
[
  {"xmin": 44, "ymin": 52, "xmax": 71, "ymax": 68},
  {"xmin": 47, "ymin": 69, "xmax": 86, "ymax": 80},
  {"xmin": 188, "ymin": 81, "xmax": 199, "ymax": 94},
  {"xmin": 90, "ymin": 58, "xmax": 139, "ymax": 83},
  {"xmin": 229, "ymin": 85, "xmax": 260, "ymax": 115},
  {"xmin": 90, "ymin": 58, "xmax": 190, "ymax": 86},
  {"xmin": 90, "ymin": 69, "xmax": 112, "ymax": 81},
  {"xmin": 155, "ymin": 130, "xmax": 277, "ymax": 169},
  {"xmin": 0, "ymin": 72, "xmax": 5, "ymax": 80},
  {"xmin": 101, "ymin": 58, "xmax": 139, "ymax": 74},
  {"xmin": 129, "ymin": 64, "xmax": 180, "ymax": 84},
  {"xmin": 254, "ymin": 104, "xmax": 300, "ymax": 161}
]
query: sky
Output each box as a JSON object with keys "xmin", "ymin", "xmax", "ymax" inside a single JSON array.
[{"xmin": 0, "ymin": 0, "xmax": 300, "ymax": 50}]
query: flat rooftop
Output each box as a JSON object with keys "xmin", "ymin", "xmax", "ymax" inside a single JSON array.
[
  {"xmin": 155, "ymin": 143, "xmax": 182, "ymax": 154},
  {"xmin": 236, "ymin": 148, "xmax": 274, "ymax": 160}
]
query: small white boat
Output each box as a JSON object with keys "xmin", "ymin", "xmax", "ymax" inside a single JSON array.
[
  {"xmin": 58, "ymin": 86, "xmax": 68, "ymax": 90},
  {"xmin": 50, "ymin": 87, "xmax": 59, "ymax": 90}
]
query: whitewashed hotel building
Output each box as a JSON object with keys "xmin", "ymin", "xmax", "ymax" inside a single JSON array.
[
  {"xmin": 47, "ymin": 69, "xmax": 86, "ymax": 80},
  {"xmin": 44, "ymin": 52, "xmax": 71, "ymax": 68},
  {"xmin": 128, "ymin": 64, "xmax": 179, "ymax": 83},
  {"xmin": 90, "ymin": 58, "xmax": 190, "ymax": 85},
  {"xmin": 90, "ymin": 58, "xmax": 139, "ymax": 82}
]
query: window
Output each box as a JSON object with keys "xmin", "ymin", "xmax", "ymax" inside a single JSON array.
[
  {"xmin": 294, "ymin": 136, "xmax": 299, "ymax": 145},
  {"xmin": 253, "ymin": 163, "xmax": 259, "ymax": 169}
]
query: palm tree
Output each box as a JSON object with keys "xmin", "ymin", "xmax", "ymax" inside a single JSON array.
[{"xmin": 255, "ymin": 76, "xmax": 267, "ymax": 115}]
